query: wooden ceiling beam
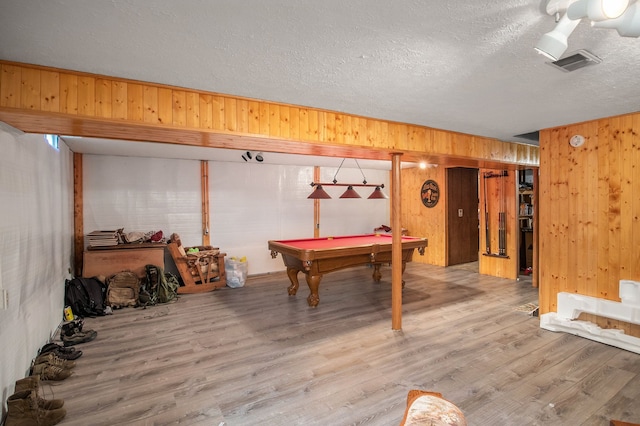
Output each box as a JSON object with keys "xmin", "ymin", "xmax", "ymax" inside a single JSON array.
[{"xmin": 0, "ymin": 60, "xmax": 539, "ymax": 170}]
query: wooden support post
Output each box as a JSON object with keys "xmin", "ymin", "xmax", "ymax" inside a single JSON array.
[
  {"xmin": 391, "ymin": 152, "xmax": 403, "ymax": 330},
  {"xmin": 314, "ymin": 166, "xmax": 320, "ymax": 238},
  {"xmin": 532, "ymin": 168, "xmax": 539, "ymax": 288},
  {"xmin": 73, "ymin": 152, "xmax": 83, "ymax": 277},
  {"xmin": 201, "ymin": 160, "xmax": 210, "ymax": 246}
]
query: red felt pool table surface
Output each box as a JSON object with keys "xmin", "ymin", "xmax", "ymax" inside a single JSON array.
[
  {"xmin": 268, "ymin": 234, "xmax": 428, "ymax": 307},
  {"xmin": 271, "ymin": 234, "xmax": 420, "ymax": 250}
]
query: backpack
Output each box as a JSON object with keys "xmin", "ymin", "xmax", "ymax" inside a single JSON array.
[
  {"xmin": 141, "ymin": 264, "xmax": 160, "ymax": 306},
  {"xmin": 159, "ymin": 272, "xmax": 180, "ymax": 304},
  {"xmin": 106, "ymin": 271, "xmax": 140, "ymax": 308},
  {"xmin": 142, "ymin": 264, "xmax": 179, "ymax": 305},
  {"xmin": 64, "ymin": 277, "xmax": 107, "ymax": 318}
]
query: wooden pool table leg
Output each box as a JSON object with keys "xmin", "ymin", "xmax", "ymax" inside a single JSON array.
[
  {"xmin": 304, "ymin": 274, "xmax": 322, "ymax": 307},
  {"xmin": 286, "ymin": 267, "xmax": 300, "ymax": 295},
  {"xmin": 401, "ymin": 262, "xmax": 406, "ymax": 288},
  {"xmin": 372, "ymin": 263, "xmax": 407, "ymax": 288},
  {"xmin": 372, "ymin": 264, "xmax": 382, "ymax": 281}
]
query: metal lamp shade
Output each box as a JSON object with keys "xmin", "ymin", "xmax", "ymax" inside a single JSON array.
[
  {"xmin": 339, "ymin": 186, "xmax": 361, "ymax": 198},
  {"xmin": 308, "ymin": 185, "xmax": 332, "ymax": 199},
  {"xmin": 368, "ymin": 186, "xmax": 388, "ymax": 199}
]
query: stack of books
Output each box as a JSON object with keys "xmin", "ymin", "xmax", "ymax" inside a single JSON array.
[{"xmin": 87, "ymin": 230, "xmax": 120, "ymax": 248}]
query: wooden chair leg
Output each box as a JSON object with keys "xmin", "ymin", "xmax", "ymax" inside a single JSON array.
[
  {"xmin": 196, "ymin": 256, "xmax": 207, "ymax": 284},
  {"xmin": 203, "ymin": 255, "xmax": 213, "ymax": 283}
]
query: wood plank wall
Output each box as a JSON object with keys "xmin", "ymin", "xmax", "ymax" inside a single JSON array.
[
  {"xmin": 0, "ymin": 61, "xmax": 539, "ymax": 168},
  {"xmin": 539, "ymin": 112, "xmax": 640, "ymax": 337},
  {"xmin": 478, "ymin": 168, "xmax": 518, "ymax": 279},
  {"xmin": 400, "ymin": 166, "xmax": 447, "ymax": 266}
]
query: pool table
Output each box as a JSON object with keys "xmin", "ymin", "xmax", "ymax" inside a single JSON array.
[{"xmin": 268, "ymin": 234, "xmax": 427, "ymax": 307}]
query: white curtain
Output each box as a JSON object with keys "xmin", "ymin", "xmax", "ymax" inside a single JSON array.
[{"xmin": 0, "ymin": 123, "xmax": 73, "ymax": 405}]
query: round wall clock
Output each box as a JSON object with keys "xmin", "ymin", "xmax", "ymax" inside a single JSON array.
[{"xmin": 421, "ymin": 179, "xmax": 440, "ymax": 208}]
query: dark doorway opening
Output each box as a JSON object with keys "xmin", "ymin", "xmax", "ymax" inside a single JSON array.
[{"xmin": 446, "ymin": 167, "xmax": 480, "ymax": 266}]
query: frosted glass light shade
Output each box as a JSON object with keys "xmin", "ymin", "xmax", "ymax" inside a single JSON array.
[
  {"xmin": 592, "ymin": 2, "xmax": 640, "ymax": 36},
  {"xmin": 567, "ymin": 0, "xmax": 629, "ymax": 21}
]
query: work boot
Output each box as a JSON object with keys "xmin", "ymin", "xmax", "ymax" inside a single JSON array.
[
  {"xmin": 5, "ymin": 389, "xmax": 66, "ymax": 426},
  {"xmin": 60, "ymin": 319, "xmax": 83, "ymax": 337},
  {"xmin": 30, "ymin": 363, "xmax": 72, "ymax": 381},
  {"xmin": 61, "ymin": 329, "xmax": 97, "ymax": 347},
  {"xmin": 39, "ymin": 342, "xmax": 82, "ymax": 360},
  {"xmin": 14, "ymin": 376, "xmax": 64, "ymax": 410},
  {"xmin": 34, "ymin": 352, "xmax": 76, "ymax": 369}
]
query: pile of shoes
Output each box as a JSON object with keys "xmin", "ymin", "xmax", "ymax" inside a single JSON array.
[
  {"xmin": 29, "ymin": 340, "xmax": 83, "ymax": 383},
  {"xmin": 30, "ymin": 352, "xmax": 75, "ymax": 382},
  {"xmin": 39, "ymin": 342, "xmax": 83, "ymax": 360},
  {"xmin": 6, "ymin": 339, "xmax": 83, "ymax": 425},
  {"xmin": 60, "ymin": 319, "xmax": 98, "ymax": 347},
  {"xmin": 5, "ymin": 321, "xmax": 99, "ymax": 425},
  {"xmin": 5, "ymin": 375, "xmax": 67, "ymax": 425}
]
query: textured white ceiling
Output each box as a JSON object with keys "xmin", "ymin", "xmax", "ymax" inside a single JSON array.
[{"xmin": 1, "ymin": 0, "xmax": 640, "ymax": 164}]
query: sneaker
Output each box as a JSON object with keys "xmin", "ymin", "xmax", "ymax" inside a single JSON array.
[
  {"xmin": 61, "ymin": 329, "xmax": 97, "ymax": 347},
  {"xmin": 30, "ymin": 364, "xmax": 72, "ymax": 381},
  {"xmin": 34, "ymin": 352, "xmax": 76, "ymax": 369}
]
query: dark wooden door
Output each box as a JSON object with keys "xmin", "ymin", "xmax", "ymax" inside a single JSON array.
[{"xmin": 447, "ymin": 167, "xmax": 479, "ymax": 265}]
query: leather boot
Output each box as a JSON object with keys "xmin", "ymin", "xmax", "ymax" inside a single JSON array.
[
  {"xmin": 5, "ymin": 390, "xmax": 66, "ymax": 426},
  {"xmin": 14, "ymin": 376, "xmax": 64, "ymax": 410},
  {"xmin": 61, "ymin": 320, "xmax": 84, "ymax": 337},
  {"xmin": 34, "ymin": 352, "xmax": 76, "ymax": 369},
  {"xmin": 30, "ymin": 363, "xmax": 72, "ymax": 381},
  {"xmin": 61, "ymin": 329, "xmax": 97, "ymax": 347},
  {"xmin": 39, "ymin": 342, "xmax": 82, "ymax": 360}
]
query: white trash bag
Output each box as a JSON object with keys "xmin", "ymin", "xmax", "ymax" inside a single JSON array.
[{"xmin": 226, "ymin": 256, "xmax": 248, "ymax": 288}]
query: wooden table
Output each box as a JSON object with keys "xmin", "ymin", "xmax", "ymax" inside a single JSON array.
[{"xmin": 268, "ymin": 234, "xmax": 427, "ymax": 307}]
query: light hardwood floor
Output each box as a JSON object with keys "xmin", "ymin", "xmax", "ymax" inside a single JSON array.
[{"xmin": 41, "ymin": 263, "xmax": 640, "ymax": 425}]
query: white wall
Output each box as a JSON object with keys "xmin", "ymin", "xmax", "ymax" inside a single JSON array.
[
  {"xmin": 83, "ymin": 155, "xmax": 203, "ymax": 246},
  {"xmin": 84, "ymin": 157, "xmax": 391, "ymax": 276},
  {"xmin": 210, "ymin": 161, "xmax": 314, "ymax": 274},
  {"xmin": 0, "ymin": 123, "xmax": 73, "ymax": 411},
  {"xmin": 317, "ymin": 166, "xmax": 391, "ymax": 237}
]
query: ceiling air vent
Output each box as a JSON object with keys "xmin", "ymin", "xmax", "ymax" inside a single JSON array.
[{"xmin": 547, "ymin": 49, "xmax": 601, "ymax": 72}]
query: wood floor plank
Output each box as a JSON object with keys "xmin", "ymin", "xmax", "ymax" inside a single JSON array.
[{"xmin": 37, "ymin": 263, "xmax": 639, "ymax": 425}]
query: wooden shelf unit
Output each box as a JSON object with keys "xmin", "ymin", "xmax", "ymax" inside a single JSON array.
[{"xmin": 519, "ymin": 171, "xmax": 535, "ymax": 270}]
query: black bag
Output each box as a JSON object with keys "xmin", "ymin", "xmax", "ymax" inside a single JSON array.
[{"xmin": 64, "ymin": 277, "xmax": 107, "ymax": 318}]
